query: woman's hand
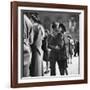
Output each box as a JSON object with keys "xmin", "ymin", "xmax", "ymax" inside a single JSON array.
[{"xmin": 55, "ymin": 45, "xmax": 60, "ymax": 50}]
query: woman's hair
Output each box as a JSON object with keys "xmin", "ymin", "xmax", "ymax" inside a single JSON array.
[
  {"xmin": 59, "ymin": 23, "xmax": 66, "ymax": 32},
  {"xmin": 31, "ymin": 14, "xmax": 41, "ymax": 24}
]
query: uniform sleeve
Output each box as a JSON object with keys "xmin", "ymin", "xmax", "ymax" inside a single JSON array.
[{"xmin": 48, "ymin": 35, "xmax": 56, "ymax": 50}]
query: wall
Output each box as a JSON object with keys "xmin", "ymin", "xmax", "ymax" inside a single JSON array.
[{"xmin": 0, "ymin": 0, "xmax": 89, "ymax": 90}]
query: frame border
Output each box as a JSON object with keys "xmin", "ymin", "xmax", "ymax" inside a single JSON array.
[{"xmin": 11, "ymin": 1, "xmax": 88, "ymax": 88}]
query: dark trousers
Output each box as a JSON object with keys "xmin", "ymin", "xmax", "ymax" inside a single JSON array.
[
  {"xmin": 50, "ymin": 58, "xmax": 68, "ymax": 76},
  {"xmin": 50, "ymin": 60, "xmax": 56, "ymax": 75},
  {"xmin": 57, "ymin": 59, "xmax": 68, "ymax": 75}
]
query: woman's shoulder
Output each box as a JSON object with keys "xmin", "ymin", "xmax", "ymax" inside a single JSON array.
[{"xmin": 63, "ymin": 34, "xmax": 69, "ymax": 44}]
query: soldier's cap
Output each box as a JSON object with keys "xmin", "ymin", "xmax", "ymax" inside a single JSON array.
[{"xmin": 67, "ymin": 35, "xmax": 72, "ymax": 39}]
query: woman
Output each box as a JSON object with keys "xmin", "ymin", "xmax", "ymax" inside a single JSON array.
[{"xmin": 30, "ymin": 14, "xmax": 45, "ymax": 76}]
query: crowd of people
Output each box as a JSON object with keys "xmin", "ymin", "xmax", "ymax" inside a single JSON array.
[{"xmin": 23, "ymin": 12, "xmax": 79, "ymax": 77}]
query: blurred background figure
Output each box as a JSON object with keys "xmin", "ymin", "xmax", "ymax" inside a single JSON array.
[
  {"xmin": 23, "ymin": 14, "xmax": 34, "ymax": 77},
  {"xmin": 42, "ymin": 29, "xmax": 50, "ymax": 74},
  {"xmin": 74, "ymin": 40, "xmax": 79, "ymax": 57},
  {"xmin": 69, "ymin": 17, "xmax": 77, "ymax": 32},
  {"xmin": 67, "ymin": 35, "xmax": 74, "ymax": 64}
]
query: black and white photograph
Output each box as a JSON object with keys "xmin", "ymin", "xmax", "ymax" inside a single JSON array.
[
  {"xmin": 19, "ymin": 7, "xmax": 84, "ymax": 80},
  {"xmin": 11, "ymin": 2, "xmax": 87, "ymax": 87},
  {"xmin": 22, "ymin": 10, "xmax": 80, "ymax": 77}
]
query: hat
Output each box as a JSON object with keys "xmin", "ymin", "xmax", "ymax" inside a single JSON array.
[{"xmin": 67, "ymin": 35, "xmax": 72, "ymax": 39}]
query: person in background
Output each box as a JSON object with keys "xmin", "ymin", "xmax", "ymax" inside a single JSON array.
[
  {"xmin": 42, "ymin": 29, "xmax": 49, "ymax": 74},
  {"xmin": 23, "ymin": 14, "xmax": 34, "ymax": 77},
  {"xmin": 67, "ymin": 35, "xmax": 73, "ymax": 64},
  {"xmin": 74, "ymin": 40, "xmax": 79, "ymax": 57}
]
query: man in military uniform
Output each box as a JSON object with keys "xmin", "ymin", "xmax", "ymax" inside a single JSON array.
[
  {"xmin": 48, "ymin": 22, "xmax": 58, "ymax": 75},
  {"xmin": 48, "ymin": 23, "xmax": 69, "ymax": 76}
]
